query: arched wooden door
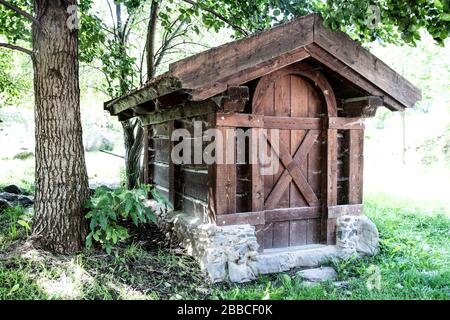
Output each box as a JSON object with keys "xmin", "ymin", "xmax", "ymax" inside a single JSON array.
[{"xmin": 253, "ymin": 68, "xmax": 327, "ymax": 249}]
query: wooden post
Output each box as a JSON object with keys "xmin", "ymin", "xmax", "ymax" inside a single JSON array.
[
  {"xmin": 142, "ymin": 126, "xmax": 150, "ymax": 184},
  {"xmin": 348, "ymin": 129, "xmax": 364, "ymax": 204},
  {"xmin": 214, "ymin": 126, "xmax": 237, "ymax": 215},
  {"xmin": 325, "ymin": 128, "xmax": 338, "ymax": 244},
  {"xmin": 168, "ymin": 121, "xmax": 176, "ymax": 206},
  {"xmin": 251, "ymin": 127, "xmax": 265, "ymax": 250}
]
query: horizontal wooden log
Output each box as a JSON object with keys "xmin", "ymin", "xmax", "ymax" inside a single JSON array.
[
  {"xmin": 265, "ymin": 206, "xmax": 321, "ymax": 223},
  {"xmin": 105, "ymin": 75, "xmax": 182, "ymax": 115},
  {"xmin": 176, "ymin": 168, "xmax": 208, "ymax": 202},
  {"xmin": 152, "ymin": 137, "xmax": 170, "ymax": 163},
  {"xmin": 140, "ymin": 101, "xmax": 215, "ymax": 126},
  {"xmin": 264, "ymin": 116, "xmax": 322, "ymax": 130},
  {"xmin": 327, "ymin": 204, "xmax": 363, "ymax": 219},
  {"xmin": 341, "ymin": 96, "xmax": 383, "ymax": 118},
  {"xmin": 329, "ymin": 117, "xmax": 365, "ymax": 130},
  {"xmin": 213, "ymin": 86, "xmax": 249, "ymax": 112},
  {"xmin": 216, "ymin": 113, "xmax": 263, "ymax": 127},
  {"xmin": 170, "ymin": 15, "xmax": 314, "ymax": 93},
  {"xmin": 215, "ymin": 113, "xmax": 322, "ymax": 130},
  {"xmin": 216, "ymin": 211, "xmax": 265, "ymax": 226},
  {"xmin": 152, "ymin": 162, "xmax": 169, "ymax": 188}
]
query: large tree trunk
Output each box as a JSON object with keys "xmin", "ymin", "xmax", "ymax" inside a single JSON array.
[{"xmin": 31, "ymin": 0, "xmax": 89, "ymax": 253}]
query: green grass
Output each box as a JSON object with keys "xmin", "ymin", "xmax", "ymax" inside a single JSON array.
[
  {"xmin": 211, "ymin": 193, "xmax": 450, "ymax": 300},
  {"xmin": 0, "ymin": 193, "xmax": 448, "ymax": 300}
]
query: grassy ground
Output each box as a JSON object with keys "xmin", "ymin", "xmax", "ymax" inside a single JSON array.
[{"xmin": 0, "ymin": 192, "xmax": 448, "ymax": 300}]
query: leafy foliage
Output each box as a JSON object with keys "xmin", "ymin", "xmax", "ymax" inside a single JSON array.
[
  {"xmin": 85, "ymin": 185, "xmax": 171, "ymax": 254},
  {"xmin": 213, "ymin": 194, "xmax": 450, "ymax": 300},
  {"xmin": 0, "ymin": 205, "xmax": 32, "ymax": 250}
]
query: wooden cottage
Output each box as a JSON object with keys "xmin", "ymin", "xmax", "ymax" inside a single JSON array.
[{"xmin": 105, "ymin": 14, "xmax": 421, "ymax": 253}]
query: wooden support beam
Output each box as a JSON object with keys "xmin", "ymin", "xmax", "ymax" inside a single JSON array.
[
  {"xmin": 216, "ymin": 113, "xmax": 263, "ymax": 128},
  {"xmin": 265, "ymin": 207, "xmax": 321, "ymax": 223},
  {"xmin": 105, "ymin": 75, "xmax": 182, "ymax": 115},
  {"xmin": 213, "ymin": 86, "xmax": 250, "ymax": 112},
  {"xmin": 348, "ymin": 129, "xmax": 364, "ymax": 204},
  {"xmin": 264, "ymin": 116, "xmax": 322, "ymax": 130},
  {"xmin": 216, "ymin": 211, "xmax": 265, "ymax": 226},
  {"xmin": 329, "ymin": 117, "xmax": 365, "ymax": 130},
  {"xmin": 140, "ymin": 100, "xmax": 215, "ymax": 126},
  {"xmin": 325, "ymin": 128, "xmax": 338, "ymax": 244},
  {"xmin": 251, "ymin": 127, "xmax": 265, "ymax": 251},
  {"xmin": 215, "ymin": 113, "xmax": 322, "ymax": 130},
  {"xmin": 341, "ymin": 96, "xmax": 384, "ymax": 118},
  {"xmin": 328, "ymin": 204, "xmax": 363, "ymax": 219},
  {"xmin": 214, "ymin": 127, "xmax": 237, "ymax": 215},
  {"xmin": 168, "ymin": 121, "xmax": 176, "ymax": 206},
  {"xmin": 142, "ymin": 126, "xmax": 150, "ymax": 184}
]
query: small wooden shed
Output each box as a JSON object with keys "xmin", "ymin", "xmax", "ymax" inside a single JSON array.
[{"xmin": 105, "ymin": 14, "xmax": 421, "ymax": 252}]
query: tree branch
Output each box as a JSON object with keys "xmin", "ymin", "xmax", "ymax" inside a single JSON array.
[
  {"xmin": 0, "ymin": 0, "xmax": 41, "ymax": 28},
  {"xmin": 181, "ymin": 0, "xmax": 248, "ymax": 35},
  {"xmin": 0, "ymin": 42, "xmax": 32, "ymax": 56}
]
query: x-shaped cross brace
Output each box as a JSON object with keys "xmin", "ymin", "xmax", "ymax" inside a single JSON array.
[{"xmin": 265, "ymin": 130, "xmax": 320, "ymax": 207}]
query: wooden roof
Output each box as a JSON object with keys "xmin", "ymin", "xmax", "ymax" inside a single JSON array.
[{"xmin": 105, "ymin": 14, "xmax": 421, "ymax": 118}]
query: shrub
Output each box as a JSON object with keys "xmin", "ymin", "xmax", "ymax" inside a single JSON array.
[
  {"xmin": 85, "ymin": 185, "xmax": 171, "ymax": 254},
  {"xmin": 13, "ymin": 151, "xmax": 34, "ymax": 160}
]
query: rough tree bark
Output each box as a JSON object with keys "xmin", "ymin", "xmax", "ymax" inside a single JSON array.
[{"xmin": 31, "ymin": 0, "xmax": 89, "ymax": 253}]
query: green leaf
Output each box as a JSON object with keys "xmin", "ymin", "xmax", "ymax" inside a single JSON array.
[
  {"xmin": 85, "ymin": 233, "xmax": 93, "ymax": 249},
  {"xmin": 17, "ymin": 220, "xmax": 31, "ymax": 231}
]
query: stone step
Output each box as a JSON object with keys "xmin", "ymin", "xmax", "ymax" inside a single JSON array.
[{"xmin": 252, "ymin": 245, "xmax": 345, "ymax": 275}]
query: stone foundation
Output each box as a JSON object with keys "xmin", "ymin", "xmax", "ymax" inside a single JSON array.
[{"xmin": 146, "ymin": 200, "xmax": 379, "ymax": 282}]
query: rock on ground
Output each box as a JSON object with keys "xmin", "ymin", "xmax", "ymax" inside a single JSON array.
[
  {"xmin": 336, "ymin": 215, "xmax": 379, "ymax": 256},
  {"xmin": 2, "ymin": 184, "xmax": 22, "ymax": 194},
  {"xmin": 356, "ymin": 216, "xmax": 379, "ymax": 255},
  {"xmin": 0, "ymin": 192, "xmax": 34, "ymax": 207},
  {"xmin": 297, "ymin": 267, "xmax": 338, "ymax": 282},
  {"xmin": 0, "ymin": 198, "xmax": 12, "ymax": 212}
]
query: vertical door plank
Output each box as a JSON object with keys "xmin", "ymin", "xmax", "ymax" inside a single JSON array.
[
  {"xmin": 290, "ymin": 75, "xmax": 308, "ymax": 208},
  {"xmin": 272, "ymin": 74, "xmax": 291, "ymax": 246},
  {"xmin": 306, "ymin": 219, "xmax": 321, "ymax": 244},
  {"xmin": 289, "ymin": 220, "xmax": 307, "ymax": 246},
  {"xmin": 264, "ymin": 224, "xmax": 273, "ymax": 249},
  {"xmin": 274, "ymin": 74, "xmax": 291, "ymax": 209},
  {"xmin": 273, "ymin": 221, "xmax": 290, "ymax": 248}
]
